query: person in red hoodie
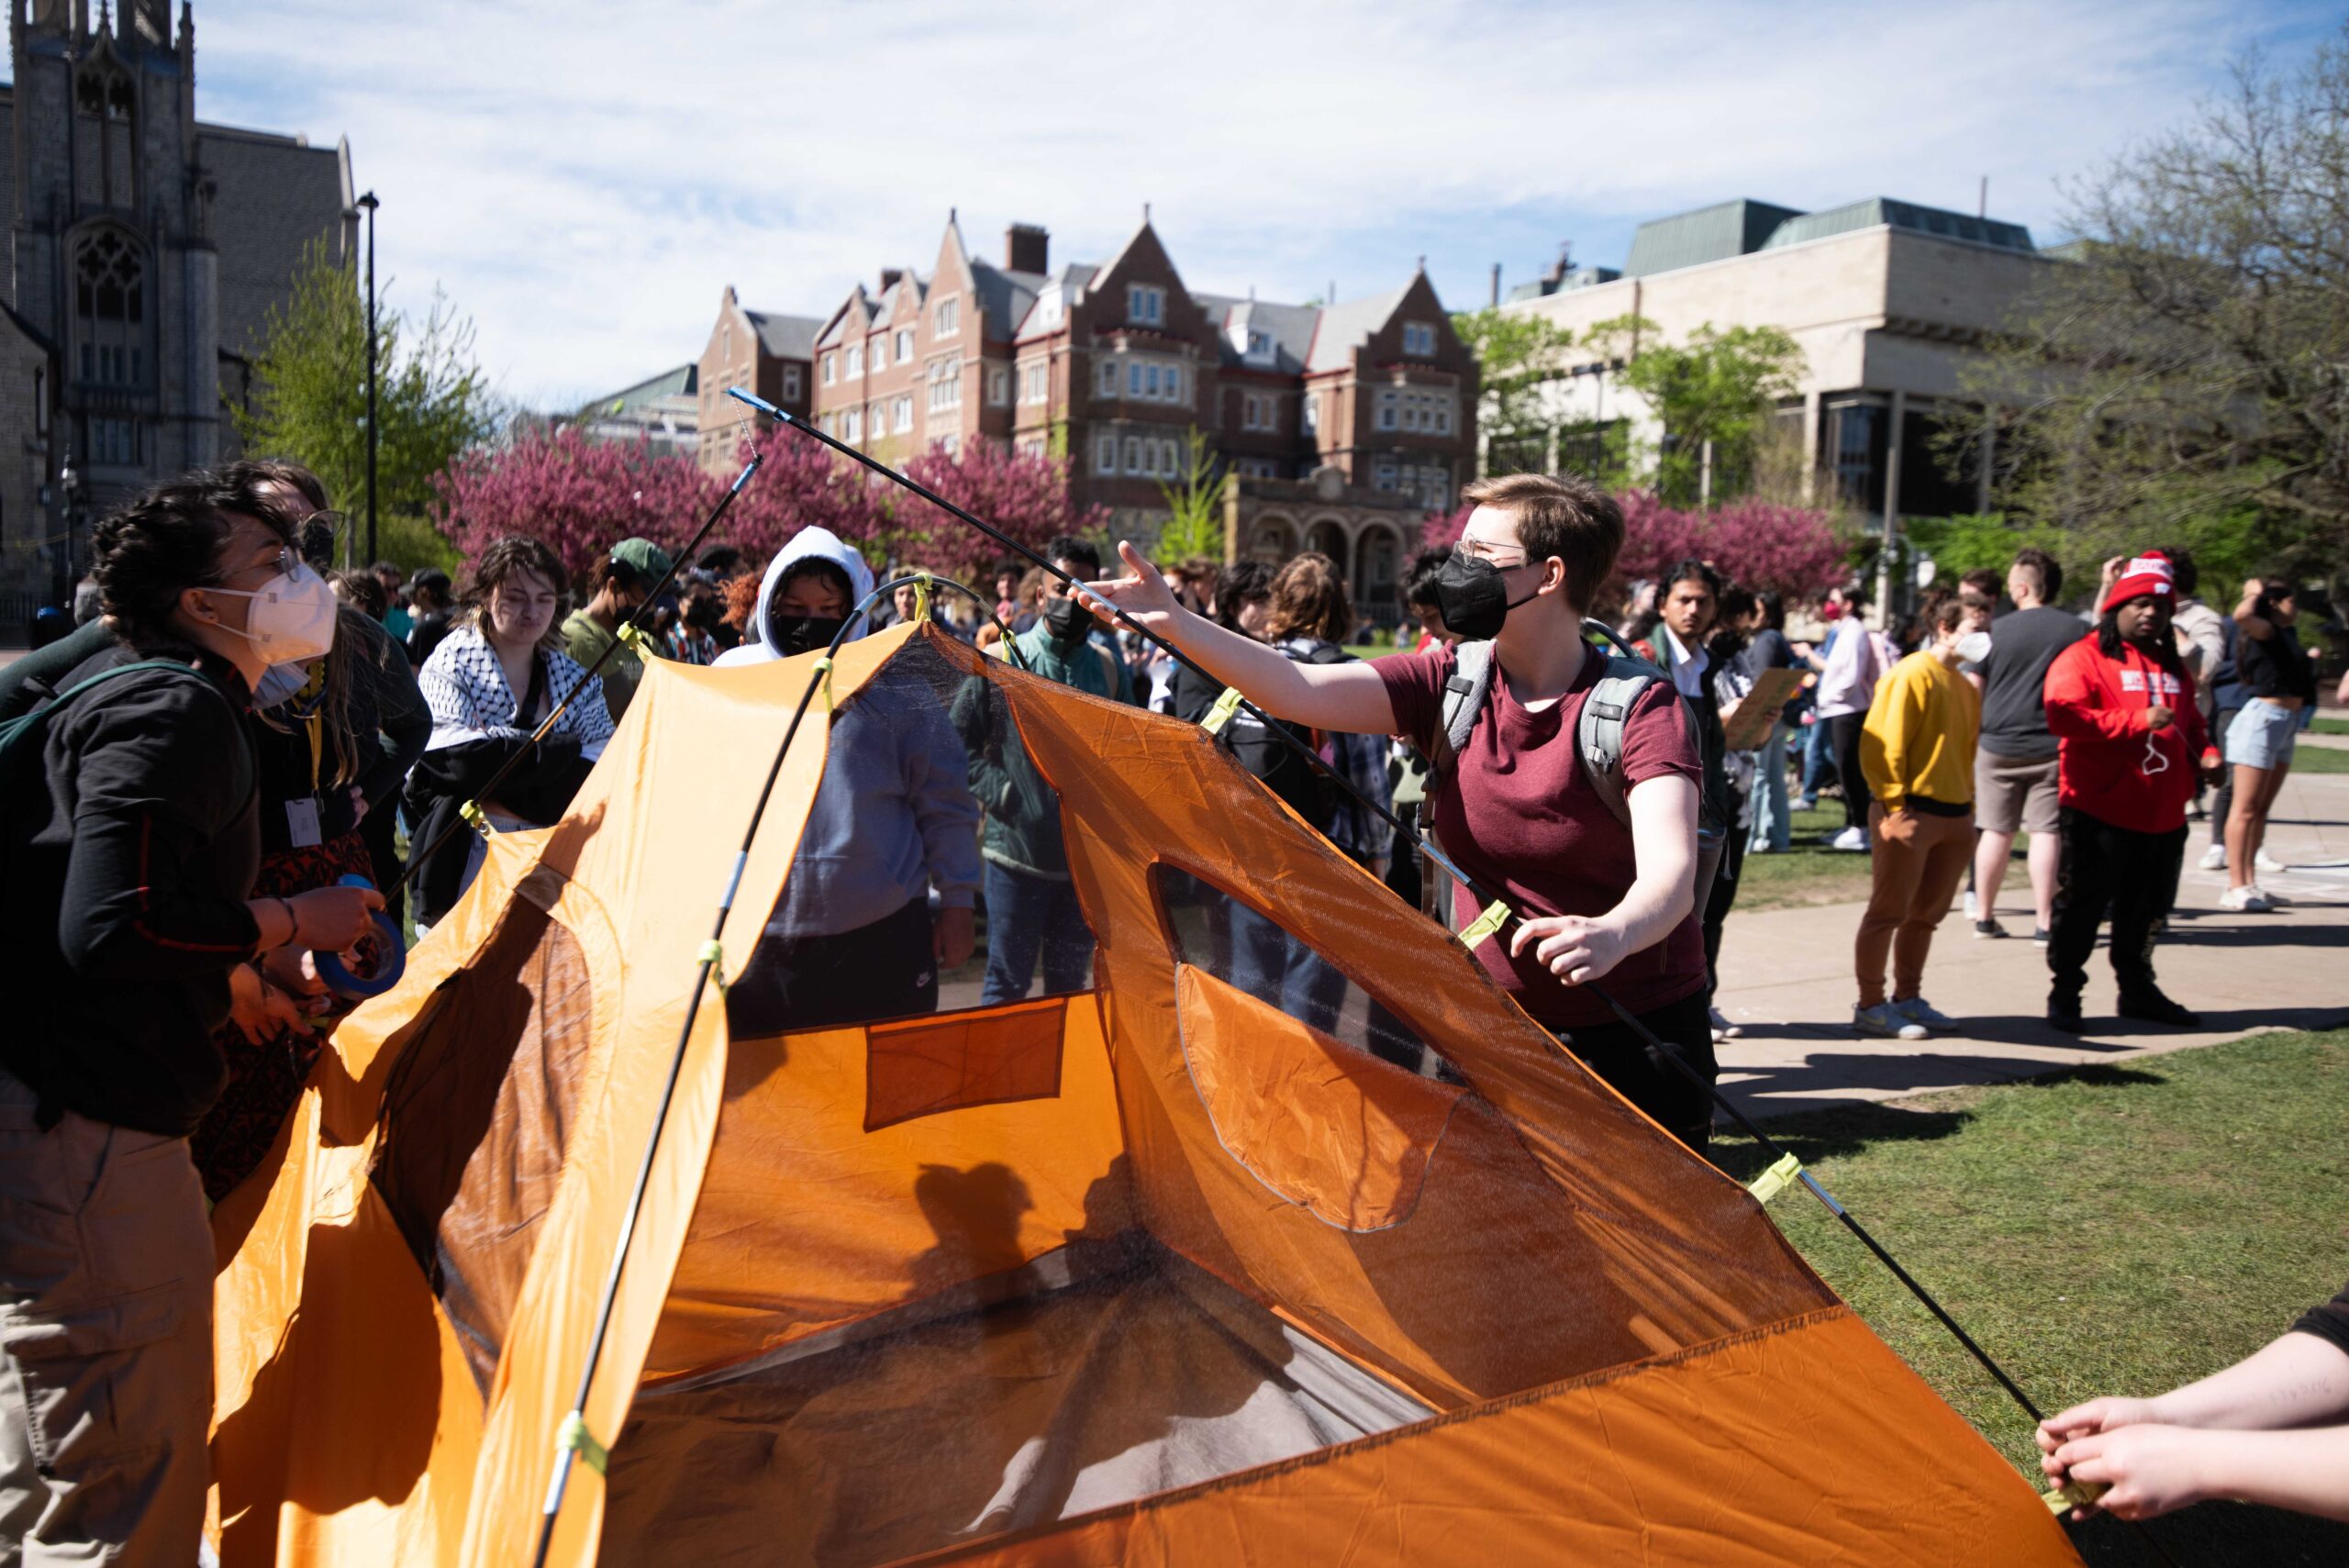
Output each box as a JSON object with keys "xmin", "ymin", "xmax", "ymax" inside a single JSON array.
[{"xmin": 2042, "ymin": 552, "xmax": 2221, "ymax": 1032}]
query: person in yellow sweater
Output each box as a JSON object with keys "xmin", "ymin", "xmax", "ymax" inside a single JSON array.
[{"xmin": 1853, "ymin": 597, "xmax": 1985, "ymax": 1040}]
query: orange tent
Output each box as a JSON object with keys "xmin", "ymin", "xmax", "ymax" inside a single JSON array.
[{"xmin": 208, "ymin": 623, "xmax": 2080, "ymax": 1566}]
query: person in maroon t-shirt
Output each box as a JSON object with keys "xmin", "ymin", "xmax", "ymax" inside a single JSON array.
[{"xmin": 1087, "ymin": 472, "xmax": 1713, "ymax": 1151}]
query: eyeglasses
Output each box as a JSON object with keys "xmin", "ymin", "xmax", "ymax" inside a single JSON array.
[{"xmin": 1455, "ymin": 539, "xmax": 1529, "ymax": 567}]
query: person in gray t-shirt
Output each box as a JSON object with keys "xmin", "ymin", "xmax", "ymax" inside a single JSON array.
[{"xmin": 1970, "ymin": 550, "xmax": 2084, "ymax": 940}]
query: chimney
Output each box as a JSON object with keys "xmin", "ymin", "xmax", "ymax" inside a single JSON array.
[
  {"xmin": 1006, "ymin": 223, "xmax": 1049, "ymax": 275},
  {"xmin": 878, "ymin": 267, "xmax": 903, "ymax": 293},
  {"xmin": 1489, "ymin": 262, "xmax": 1501, "ymax": 307},
  {"xmin": 1545, "ymin": 242, "xmax": 1573, "ymax": 290}
]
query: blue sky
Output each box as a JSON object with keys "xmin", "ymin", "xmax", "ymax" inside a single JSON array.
[{"xmin": 191, "ymin": 0, "xmax": 2341, "ymax": 410}]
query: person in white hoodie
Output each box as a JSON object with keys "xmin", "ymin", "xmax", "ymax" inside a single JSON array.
[{"xmin": 715, "ymin": 528, "xmax": 983, "ymax": 1030}]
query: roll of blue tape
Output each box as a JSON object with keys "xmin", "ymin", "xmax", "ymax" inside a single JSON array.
[{"xmin": 312, "ymin": 873, "xmax": 406, "ymax": 1001}]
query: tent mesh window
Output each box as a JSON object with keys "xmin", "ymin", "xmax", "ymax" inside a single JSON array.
[
  {"xmin": 726, "ymin": 638, "xmax": 1101, "ymax": 1037},
  {"xmin": 368, "ymin": 880, "xmax": 596, "ymax": 1396}
]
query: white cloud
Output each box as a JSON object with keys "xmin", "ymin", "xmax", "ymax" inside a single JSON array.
[{"xmin": 194, "ymin": 0, "xmax": 2297, "ymax": 407}]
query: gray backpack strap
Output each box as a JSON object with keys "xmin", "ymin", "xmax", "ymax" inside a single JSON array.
[
  {"xmin": 1419, "ymin": 639, "xmax": 1495, "ymax": 819},
  {"xmin": 1576, "ymin": 662, "xmax": 1652, "ymax": 828}
]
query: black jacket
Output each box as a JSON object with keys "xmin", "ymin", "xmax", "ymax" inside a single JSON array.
[
  {"xmin": 0, "ymin": 617, "xmax": 112, "ymax": 721},
  {"xmin": 1, "ymin": 643, "xmax": 262, "ymax": 1135},
  {"xmin": 250, "ymin": 614, "xmax": 432, "ymax": 854}
]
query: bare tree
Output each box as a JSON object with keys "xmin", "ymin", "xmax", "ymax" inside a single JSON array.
[{"xmin": 1965, "ymin": 28, "xmax": 2349, "ymax": 577}]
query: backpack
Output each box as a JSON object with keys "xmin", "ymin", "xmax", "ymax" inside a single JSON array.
[
  {"xmin": 0, "ymin": 658, "xmax": 210, "ymax": 803},
  {"xmin": 1416, "ymin": 624, "xmax": 1728, "ymax": 930}
]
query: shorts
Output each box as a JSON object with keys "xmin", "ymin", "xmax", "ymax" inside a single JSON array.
[
  {"xmin": 1973, "ymin": 749, "xmax": 2061, "ymax": 836},
  {"xmin": 2226, "ymin": 700, "xmax": 2299, "ymax": 772}
]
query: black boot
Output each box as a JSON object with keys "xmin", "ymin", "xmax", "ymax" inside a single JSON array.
[
  {"xmin": 2047, "ymin": 991, "xmax": 2087, "ymax": 1033},
  {"xmin": 2118, "ymin": 990, "xmax": 2200, "ymax": 1029}
]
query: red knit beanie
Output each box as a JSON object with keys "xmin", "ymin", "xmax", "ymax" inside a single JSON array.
[{"xmin": 2102, "ymin": 552, "xmax": 2176, "ymax": 615}]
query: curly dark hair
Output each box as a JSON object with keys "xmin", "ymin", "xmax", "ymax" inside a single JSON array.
[
  {"xmin": 91, "ymin": 472, "xmax": 293, "ymax": 650},
  {"xmin": 460, "ymin": 536, "xmax": 570, "ymax": 650}
]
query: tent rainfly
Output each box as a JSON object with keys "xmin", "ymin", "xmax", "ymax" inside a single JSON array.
[{"xmin": 206, "ymin": 622, "xmax": 2083, "ymax": 1566}]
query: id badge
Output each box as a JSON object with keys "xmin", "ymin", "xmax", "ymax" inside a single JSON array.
[{"xmin": 284, "ymin": 796, "xmax": 323, "ymax": 849}]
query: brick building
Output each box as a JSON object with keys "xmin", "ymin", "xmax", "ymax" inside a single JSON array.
[
  {"xmin": 806, "ymin": 213, "xmax": 1476, "ymax": 617},
  {"xmin": 0, "ymin": 0, "xmax": 353, "ymax": 603},
  {"xmin": 693, "ymin": 284, "xmax": 820, "ymax": 477}
]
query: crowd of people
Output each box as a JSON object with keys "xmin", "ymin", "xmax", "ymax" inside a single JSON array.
[{"xmin": 2, "ymin": 453, "xmax": 2344, "ymax": 1559}]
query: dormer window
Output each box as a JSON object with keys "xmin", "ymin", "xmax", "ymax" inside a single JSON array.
[
  {"xmin": 1246, "ymin": 329, "xmax": 1274, "ymax": 364},
  {"xmin": 1402, "ymin": 320, "xmax": 1437, "ymax": 357},
  {"xmin": 1128, "ymin": 285, "xmax": 1164, "ymax": 326},
  {"xmin": 896, "ymin": 328, "xmax": 915, "ymax": 360},
  {"xmin": 935, "ymin": 297, "xmax": 960, "ymax": 338}
]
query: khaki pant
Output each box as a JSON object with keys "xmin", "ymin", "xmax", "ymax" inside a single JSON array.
[
  {"xmin": 0, "ymin": 1069, "xmax": 212, "ymax": 1566},
  {"xmin": 1855, "ymin": 803, "xmax": 1975, "ymax": 1008}
]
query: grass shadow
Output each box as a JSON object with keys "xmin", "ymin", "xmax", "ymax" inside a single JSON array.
[{"xmin": 2069, "ymin": 1498, "xmax": 2349, "ymax": 1566}]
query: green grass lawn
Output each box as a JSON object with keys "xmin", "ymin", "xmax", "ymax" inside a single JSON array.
[
  {"xmin": 2287, "ymin": 740, "xmax": 2349, "ymax": 773},
  {"xmin": 2311, "ymin": 714, "xmax": 2348, "ymax": 737},
  {"xmin": 1717, "ymin": 1028, "xmax": 2349, "ymax": 1565},
  {"xmin": 1740, "ymin": 797, "xmax": 1886, "ymax": 910}
]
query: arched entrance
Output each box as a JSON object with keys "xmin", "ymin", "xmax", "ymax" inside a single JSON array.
[
  {"xmin": 1305, "ymin": 517, "xmax": 1349, "ymax": 581},
  {"xmin": 1245, "ymin": 513, "xmax": 1297, "ymax": 563},
  {"xmin": 1353, "ymin": 523, "xmax": 1403, "ymax": 624}
]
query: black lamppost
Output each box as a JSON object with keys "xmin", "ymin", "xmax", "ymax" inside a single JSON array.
[{"xmin": 356, "ymin": 190, "xmax": 380, "ymax": 566}]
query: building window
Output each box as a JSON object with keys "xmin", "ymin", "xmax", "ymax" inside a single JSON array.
[
  {"xmin": 896, "ymin": 328, "xmax": 915, "ymax": 361},
  {"xmin": 1433, "ymin": 400, "xmax": 1451, "ymax": 436},
  {"xmin": 1241, "ymin": 393, "xmax": 1262, "ymax": 430},
  {"xmin": 1165, "ymin": 365, "xmax": 1184, "ymax": 405},
  {"xmin": 894, "ymin": 395, "xmax": 914, "ymax": 432},
  {"xmin": 871, "ymin": 336, "xmax": 887, "ymax": 371},
  {"xmin": 1123, "ymin": 436, "xmax": 1142, "ymax": 473},
  {"xmin": 1097, "ymin": 432, "xmax": 1119, "ymax": 474},
  {"xmin": 1098, "ymin": 358, "xmax": 1119, "ymax": 398},
  {"xmin": 783, "ymin": 364, "xmax": 803, "ymax": 399},
  {"xmin": 987, "ymin": 366, "xmax": 1009, "ymax": 406},
  {"xmin": 1402, "ymin": 321, "xmax": 1436, "ymax": 357},
  {"xmin": 1161, "ymin": 439, "xmax": 1180, "ymax": 476},
  {"xmin": 844, "ymin": 406, "xmax": 863, "ymax": 442},
  {"xmin": 1022, "ymin": 363, "xmax": 1049, "ymax": 404},
  {"xmin": 937, "ymin": 433, "xmax": 960, "ymax": 456},
  {"xmin": 89, "ymin": 416, "xmax": 139, "ymax": 466},
  {"xmin": 1128, "ymin": 284, "xmax": 1164, "ymax": 326},
  {"xmin": 846, "ymin": 344, "xmax": 863, "ymax": 377},
  {"xmin": 73, "ymin": 228, "xmax": 145, "ymax": 388},
  {"xmin": 822, "ymin": 352, "xmax": 836, "ymax": 386},
  {"xmin": 1127, "ymin": 362, "xmax": 1144, "ymax": 397},
  {"xmin": 1373, "ymin": 457, "xmax": 1397, "ymax": 492},
  {"xmin": 928, "ymin": 356, "xmax": 963, "ymax": 411},
  {"xmin": 935, "ymin": 297, "xmax": 960, "ymax": 337},
  {"xmin": 1246, "ymin": 329, "xmax": 1273, "ymax": 362},
  {"xmin": 1375, "ymin": 390, "xmax": 1397, "ymax": 432},
  {"xmin": 1302, "ymin": 395, "xmax": 1319, "ymax": 435}
]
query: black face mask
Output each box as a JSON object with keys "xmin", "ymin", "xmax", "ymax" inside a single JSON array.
[
  {"xmin": 1041, "ymin": 593, "xmax": 1094, "ymax": 651},
  {"xmin": 770, "ymin": 614, "xmax": 848, "ymax": 657},
  {"xmin": 1432, "ymin": 550, "xmax": 1541, "ymax": 642}
]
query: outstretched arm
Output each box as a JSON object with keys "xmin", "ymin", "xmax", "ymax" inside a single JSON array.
[{"xmin": 1084, "ymin": 541, "xmax": 1395, "ymax": 735}]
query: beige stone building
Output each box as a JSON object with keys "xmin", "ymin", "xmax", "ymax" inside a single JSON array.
[
  {"xmin": 1500, "ymin": 196, "xmax": 2048, "ymax": 539},
  {"xmin": 0, "ymin": 0, "xmax": 353, "ymax": 608}
]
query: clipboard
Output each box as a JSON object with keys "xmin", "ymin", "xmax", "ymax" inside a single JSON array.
[{"xmin": 1722, "ymin": 667, "xmax": 1805, "ymax": 751}]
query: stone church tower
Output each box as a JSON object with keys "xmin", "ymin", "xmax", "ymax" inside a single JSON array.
[{"xmin": 0, "ymin": 0, "xmax": 351, "ymax": 604}]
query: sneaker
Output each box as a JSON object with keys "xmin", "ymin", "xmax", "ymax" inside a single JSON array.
[
  {"xmin": 2032, "ymin": 927, "xmax": 2052, "ymax": 945},
  {"xmin": 1709, "ymin": 1006, "xmax": 1743, "ymax": 1042},
  {"xmin": 2198, "ymin": 844, "xmax": 2227, "ymax": 872},
  {"xmin": 1974, "ymin": 918, "xmax": 2009, "ymax": 940},
  {"xmin": 1854, "ymin": 1002, "xmax": 1929, "ymax": 1040},
  {"xmin": 2219, "ymin": 885, "xmax": 2275, "ymax": 913},
  {"xmin": 2047, "ymin": 993, "xmax": 2087, "ymax": 1033},
  {"xmin": 1798, "ymin": 796, "xmax": 1819, "ymax": 812},
  {"xmin": 2255, "ymin": 848, "xmax": 2287, "ymax": 873},
  {"xmin": 2118, "ymin": 991, "xmax": 2200, "ymax": 1029},
  {"xmin": 1895, "ymin": 996, "xmax": 1957, "ymax": 1032},
  {"xmin": 1828, "ymin": 826, "xmax": 1871, "ymax": 852},
  {"xmin": 1963, "ymin": 888, "xmax": 1979, "ymax": 920}
]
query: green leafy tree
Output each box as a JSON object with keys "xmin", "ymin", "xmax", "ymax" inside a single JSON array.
[
  {"xmin": 1961, "ymin": 30, "xmax": 2349, "ymax": 578},
  {"xmin": 1583, "ymin": 315, "xmax": 1805, "ymax": 506},
  {"xmin": 1450, "ymin": 306, "xmax": 1578, "ymax": 476},
  {"xmin": 1153, "ymin": 427, "xmax": 1227, "ymax": 565},
  {"xmin": 231, "ymin": 237, "xmax": 499, "ymax": 563}
]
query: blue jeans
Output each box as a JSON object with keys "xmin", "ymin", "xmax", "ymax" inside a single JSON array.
[
  {"xmin": 1748, "ymin": 721, "xmax": 1792, "ymax": 852},
  {"xmin": 1799, "ymin": 717, "xmax": 1835, "ymax": 802},
  {"xmin": 980, "ymin": 861, "xmax": 1093, "ymax": 1005},
  {"xmin": 1220, "ymin": 902, "xmax": 1345, "ymax": 1034}
]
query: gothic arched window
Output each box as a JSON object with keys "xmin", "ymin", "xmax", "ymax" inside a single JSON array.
[{"xmin": 73, "ymin": 229, "xmax": 145, "ymax": 387}]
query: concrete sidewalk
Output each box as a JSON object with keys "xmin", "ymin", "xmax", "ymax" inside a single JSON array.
[{"xmin": 1712, "ymin": 767, "xmax": 2349, "ymax": 1120}]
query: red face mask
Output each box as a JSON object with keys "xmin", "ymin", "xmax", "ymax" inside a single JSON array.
[{"xmin": 1821, "ymin": 600, "xmax": 1845, "ymax": 622}]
